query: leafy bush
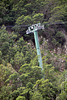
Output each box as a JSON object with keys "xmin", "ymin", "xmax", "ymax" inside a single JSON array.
[{"xmin": 16, "ymin": 96, "xmax": 26, "ymax": 100}]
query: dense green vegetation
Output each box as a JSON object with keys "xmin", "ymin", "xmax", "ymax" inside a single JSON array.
[
  {"xmin": 0, "ymin": 0, "xmax": 67, "ymax": 47},
  {"xmin": 0, "ymin": 0, "xmax": 67, "ymax": 100}
]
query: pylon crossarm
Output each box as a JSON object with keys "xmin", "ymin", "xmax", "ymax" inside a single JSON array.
[{"xmin": 26, "ymin": 23, "xmax": 44, "ymax": 34}]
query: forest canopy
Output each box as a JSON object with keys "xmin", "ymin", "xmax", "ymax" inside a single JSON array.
[{"xmin": 0, "ymin": 0, "xmax": 67, "ymax": 100}]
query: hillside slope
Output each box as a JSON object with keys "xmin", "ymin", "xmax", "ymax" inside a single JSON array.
[{"xmin": 0, "ymin": 0, "xmax": 67, "ymax": 100}]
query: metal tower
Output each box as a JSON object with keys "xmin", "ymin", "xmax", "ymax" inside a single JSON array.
[{"xmin": 26, "ymin": 23, "xmax": 44, "ymax": 70}]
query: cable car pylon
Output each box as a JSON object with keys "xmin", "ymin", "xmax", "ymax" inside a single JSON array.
[{"xmin": 26, "ymin": 23, "xmax": 44, "ymax": 70}]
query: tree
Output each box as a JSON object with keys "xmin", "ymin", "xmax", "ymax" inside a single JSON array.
[
  {"xmin": 33, "ymin": 79, "xmax": 57, "ymax": 100},
  {"xmin": 16, "ymin": 96, "xmax": 26, "ymax": 100},
  {"xmin": 19, "ymin": 63, "xmax": 43, "ymax": 86},
  {"xmin": 31, "ymin": 91, "xmax": 43, "ymax": 100}
]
